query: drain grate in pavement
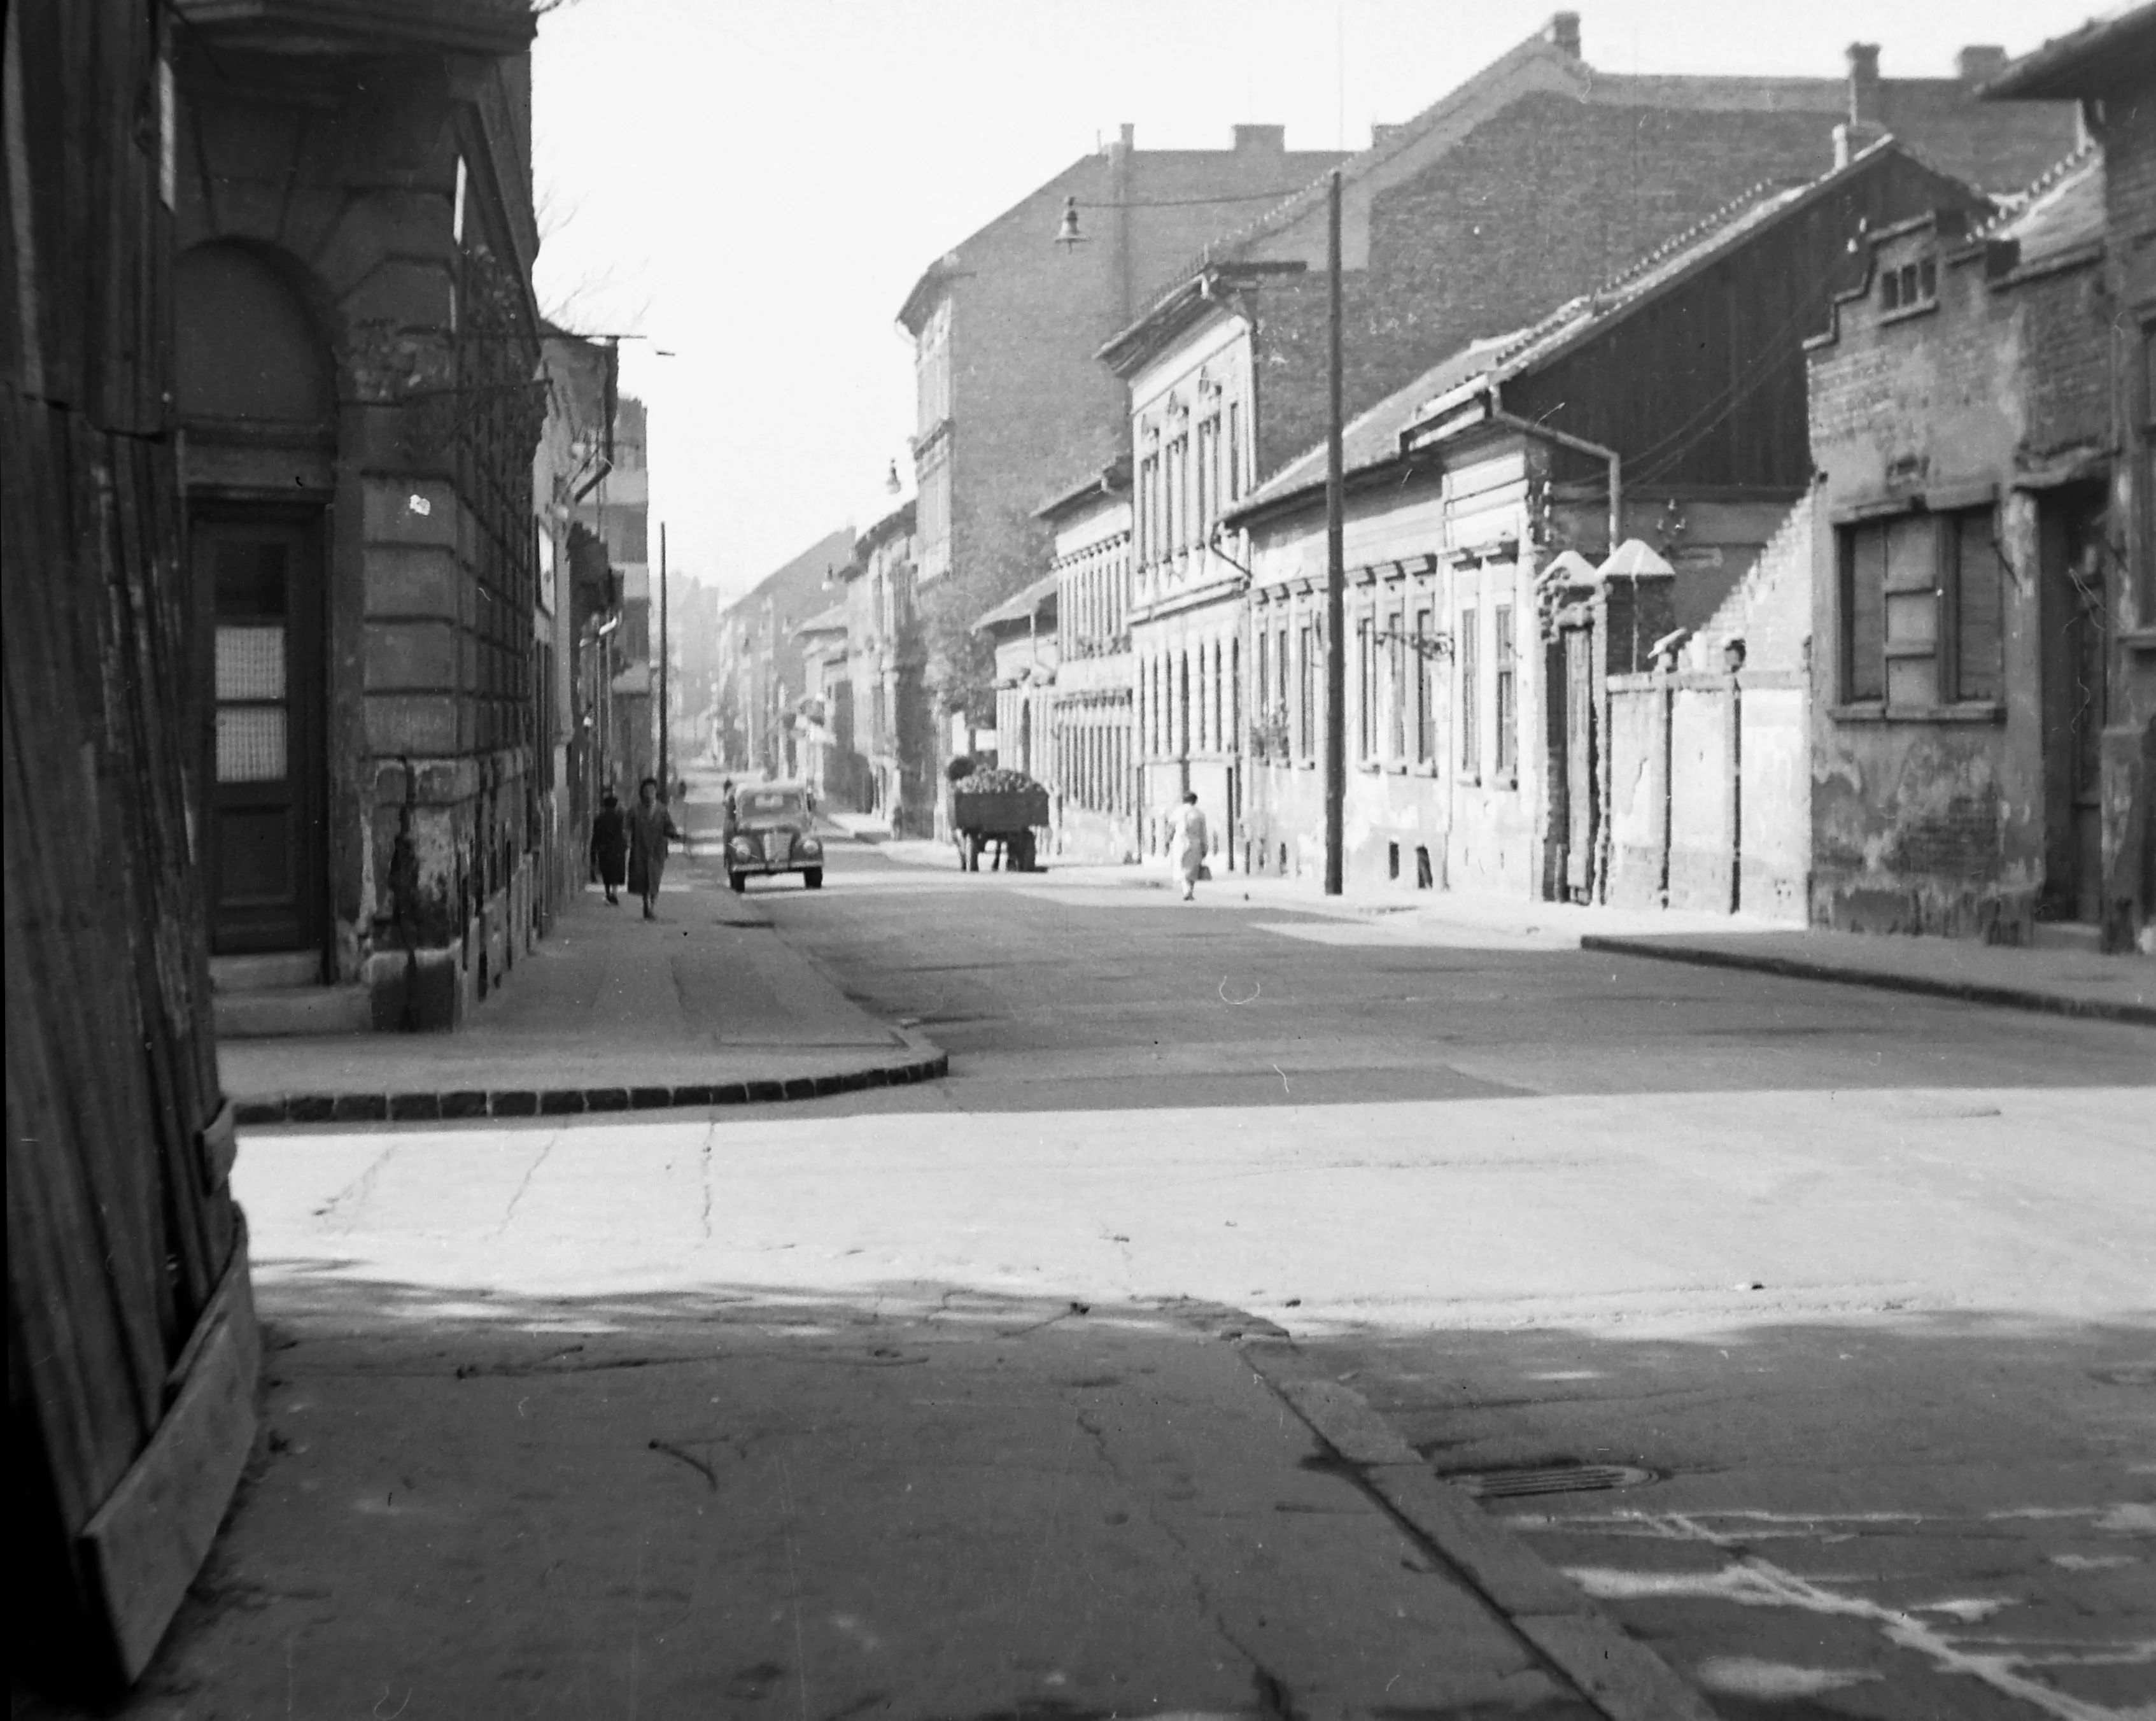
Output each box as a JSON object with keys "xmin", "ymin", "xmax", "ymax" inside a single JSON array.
[{"xmin": 1449, "ymin": 1463, "xmax": 1656, "ymax": 1499}]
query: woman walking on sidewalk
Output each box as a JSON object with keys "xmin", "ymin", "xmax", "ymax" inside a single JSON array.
[
  {"xmin": 1169, "ymin": 791, "xmax": 1209, "ymax": 902},
  {"xmin": 589, "ymin": 790, "xmax": 628, "ymax": 905},
  {"xmin": 627, "ymin": 776, "xmax": 683, "ymax": 920}
]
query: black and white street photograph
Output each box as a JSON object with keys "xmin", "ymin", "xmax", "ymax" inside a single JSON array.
[{"xmin": 6, "ymin": 1, "xmax": 2153, "ymax": 1715}]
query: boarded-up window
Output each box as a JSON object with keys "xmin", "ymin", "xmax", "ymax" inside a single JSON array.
[
  {"xmin": 1882, "ymin": 514, "xmax": 1936, "ymax": 708},
  {"xmin": 1843, "ymin": 507, "xmax": 2003, "ymax": 708}
]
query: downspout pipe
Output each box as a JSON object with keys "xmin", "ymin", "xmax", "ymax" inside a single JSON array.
[{"xmin": 1487, "ymin": 381, "xmax": 1621, "ymax": 555}]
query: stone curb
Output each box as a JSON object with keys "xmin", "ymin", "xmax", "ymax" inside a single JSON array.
[
  {"xmin": 229, "ymin": 1038, "xmax": 948, "ymax": 1127},
  {"xmin": 1234, "ymin": 1335, "xmax": 1717, "ymax": 1721},
  {"xmin": 1579, "ymin": 934, "xmax": 2156, "ymax": 1026}
]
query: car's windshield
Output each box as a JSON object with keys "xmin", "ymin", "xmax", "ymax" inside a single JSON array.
[{"xmin": 736, "ymin": 790, "xmax": 805, "ymax": 823}]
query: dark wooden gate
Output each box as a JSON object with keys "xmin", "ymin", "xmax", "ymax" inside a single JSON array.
[
  {"xmin": 5, "ymin": 0, "xmax": 258, "ymax": 1693},
  {"xmin": 196, "ymin": 509, "xmax": 327, "ymax": 956}
]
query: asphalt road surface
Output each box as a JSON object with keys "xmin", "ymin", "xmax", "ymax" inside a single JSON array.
[{"xmin": 735, "ymin": 835, "xmax": 2155, "ymax": 1721}]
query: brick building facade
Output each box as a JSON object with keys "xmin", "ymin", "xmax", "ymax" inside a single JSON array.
[
  {"xmin": 714, "ymin": 528, "xmax": 856, "ymax": 781},
  {"xmin": 897, "ymin": 124, "xmax": 1346, "ymax": 754},
  {"xmin": 1802, "ymin": 6, "xmax": 2156, "ymax": 951},
  {"xmin": 1807, "ymin": 152, "xmax": 2118, "ymax": 940}
]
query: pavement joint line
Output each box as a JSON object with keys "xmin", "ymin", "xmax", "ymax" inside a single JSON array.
[
  {"xmin": 1234, "ymin": 1333, "xmax": 1718, "ymax": 1721},
  {"xmin": 1579, "ymin": 934, "xmax": 2156, "ymax": 1026},
  {"xmin": 227, "ymin": 1037, "xmax": 948, "ymax": 1127}
]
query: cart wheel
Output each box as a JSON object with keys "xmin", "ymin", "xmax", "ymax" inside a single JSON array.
[
  {"xmin": 729, "ymin": 872, "xmax": 746, "ymax": 895},
  {"xmin": 803, "ymin": 868, "xmax": 822, "ymax": 889}
]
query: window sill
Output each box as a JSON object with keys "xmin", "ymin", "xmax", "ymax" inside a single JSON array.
[
  {"xmin": 1831, "ymin": 702, "xmax": 2005, "ymax": 725},
  {"xmin": 1877, "ymin": 299, "xmax": 1938, "ymax": 327},
  {"xmin": 1456, "ymin": 770, "xmax": 1483, "ymax": 788}
]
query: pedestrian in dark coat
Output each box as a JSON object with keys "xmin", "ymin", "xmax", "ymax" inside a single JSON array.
[
  {"xmin": 589, "ymin": 790, "xmax": 628, "ymax": 905},
  {"xmin": 627, "ymin": 776, "xmax": 683, "ymax": 920}
]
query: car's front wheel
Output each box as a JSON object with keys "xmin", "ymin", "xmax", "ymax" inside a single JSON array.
[
  {"xmin": 729, "ymin": 872, "xmax": 747, "ymax": 895},
  {"xmin": 803, "ymin": 867, "xmax": 823, "ymax": 889}
]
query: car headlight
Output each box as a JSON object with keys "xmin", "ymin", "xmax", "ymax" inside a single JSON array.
[
  {"xmin": 730, "ymin": 837, "xmax": 756, "ymax": 856},
  {"xmin": 799, "ymin": 836, "xmax": 822, "ymax": 854}
]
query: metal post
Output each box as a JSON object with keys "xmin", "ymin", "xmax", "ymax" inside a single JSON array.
[
  {"xmin": 658, "ymin": 521, "xmax": 670, "ymax": 793},
  {"xmin": 1323, "ymin": 169, "xmax": 1346, "ymax": 896}
]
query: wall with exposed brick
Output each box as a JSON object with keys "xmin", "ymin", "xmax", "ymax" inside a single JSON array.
[
  {"xmin": 1805, "ymin": 201, "xmax": 2107, "ymax": 938},
  {"xmin": 910, "ymin": 133, "xmax": 1346, "ymax": 726}
]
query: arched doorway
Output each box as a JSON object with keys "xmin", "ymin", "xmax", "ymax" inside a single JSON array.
[{"xmin": 176, "ymin": 244, "xmax": 334, "ymax": 958}]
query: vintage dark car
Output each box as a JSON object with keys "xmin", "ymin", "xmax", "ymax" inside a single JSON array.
[{"xmin": 725, "ymin": 783, "xmax": 825, "ymax": 891}]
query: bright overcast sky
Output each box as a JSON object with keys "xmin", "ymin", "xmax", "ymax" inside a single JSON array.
[{"xmin": 532, "ymin": 0, "xmax": 2096, "ymax": 601}]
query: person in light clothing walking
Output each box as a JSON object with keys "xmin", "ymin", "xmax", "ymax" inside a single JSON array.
[{"xmin": 1170, "ymin": 791, "xmax": 1208, "ymax": 902}]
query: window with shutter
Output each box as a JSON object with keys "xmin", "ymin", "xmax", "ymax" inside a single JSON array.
[
  {"xmin": 1840, "ymin": 521, "xmax": 1886, "ymax": 702},
  {"xmin": 1952, "ymin": 509, "xmax": 2003, "ymax": 701}
]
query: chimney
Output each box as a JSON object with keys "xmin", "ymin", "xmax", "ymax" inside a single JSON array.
[
  {"xmin": 1847, "ymin": 42, "xmax": 1882, "ymax": 125},
  {"xmin": 1957, "ymin": 45, "xmax": 2007, "ymax": 87},
  {"xmin": 1546, "ymin": 12, "xmax": 1581, "ymax": 57},
  {"xmin": 1232, "ymin": 124, "xmax": 1285, "ymax": 153}
]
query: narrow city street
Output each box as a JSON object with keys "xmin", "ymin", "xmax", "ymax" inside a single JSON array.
[{"xmin": 164, "ymin": 827, "xmax": 2155, "ymax": 1721}]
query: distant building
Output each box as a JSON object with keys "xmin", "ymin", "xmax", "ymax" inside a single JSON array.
[
  {"xmin": 840, "ymin": 504, "xmax": 931, "ymax": 830},
  {"xmin": 897, "ymin": 123, "xmax": 1349, "ymax": 744},
  {"xmin": 715, "ymin": 528, "xmax": 857, "ymax": 781},
  {"xmin": 793, "ymin": 602, "xmax": 854, "ymax": 803},
  {"xmin": 535, "ymin": 327, "xmax": 618, "ymax": 928},
  {"xmin": 572, "ymin": 395, "xmax": 652, "ymax": 793},
  {"xmin": 972, "ymin": 574, "xmax": 1060, "ymax": 788},
  {"xmin": 1038, "ymin": 459, "xmax": 1139, "ymax": 862}
]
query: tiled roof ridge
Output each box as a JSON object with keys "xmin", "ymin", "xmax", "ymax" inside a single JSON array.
[
  {"xmin": 1594, "ymin": 176, "xmax": 1786, "ymax": 293},
  {"xmin": 1474, "ymin": 175, "xmax": 1794, "ymax": 372},
  {"xmin": 1970, "ymin": 138, "xmax": 2102, "ymax": 241}
]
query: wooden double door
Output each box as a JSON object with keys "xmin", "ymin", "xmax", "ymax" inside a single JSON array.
[{"xmin": 194, "ymin": 509, "xmax": 325, "ymax": 958}]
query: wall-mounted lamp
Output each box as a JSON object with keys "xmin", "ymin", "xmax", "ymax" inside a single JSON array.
[
  {"xmin": 886, "ymin": 460, "xmax": 902, "ymax": 495},
  {"xmin": 1055, "ymin": 195, "xmax": 1087, "ymax": 248}
]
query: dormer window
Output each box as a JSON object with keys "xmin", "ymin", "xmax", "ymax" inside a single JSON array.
[{"xmin": 1880, "ymin": 255, "xmax": 1938, "ymax": 314}]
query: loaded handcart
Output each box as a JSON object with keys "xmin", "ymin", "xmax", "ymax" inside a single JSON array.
[{"xmin": 948, "ymin": 767, "xmax": 1049, "ymax": 872}]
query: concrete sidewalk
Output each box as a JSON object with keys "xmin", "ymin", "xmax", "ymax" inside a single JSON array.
[
  {"xmin": 112, "ymin": 1273, "xmax": 1670, "ymax": 1720},
  {"xmin": 872, "ymin": 840, "xmax": 2155, "ymax": 1024},
  {"xmin": 217, "ymin": 872, "xmax": 945, "ymax": 1124}
]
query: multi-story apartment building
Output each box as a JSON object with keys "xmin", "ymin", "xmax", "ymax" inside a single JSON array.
[
  {"xmin": 715, "ymin": 528, "xmax": 857, "ymax": 781},
  {"xmin": 897, "ymin": 123, "xmax": 1348, "ymax": 747}
]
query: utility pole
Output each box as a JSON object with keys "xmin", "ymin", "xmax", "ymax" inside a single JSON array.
[
  {"xmin": 658, "ymin": 521, "xmax": 670, "ymax": 794},
  {"xmin": 1323, "ymin": 168, "xmax": 1346, "ymax": 896}
]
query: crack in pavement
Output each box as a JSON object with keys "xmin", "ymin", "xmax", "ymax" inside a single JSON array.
[
  {"xmin": 311, "ymin": 1144, "xmax": 398, "ymax": 1231},
  {"xmin": 493, "ymin": 1130, "xmax": 558, "ymax": 1237}
]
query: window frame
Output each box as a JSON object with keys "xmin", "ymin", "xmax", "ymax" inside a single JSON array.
[{"xmin": 1836, "ymin": 505, "xmax": 2005, "ymax": 713}]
